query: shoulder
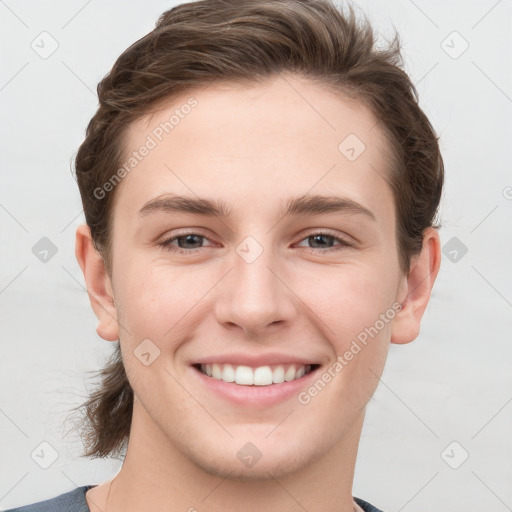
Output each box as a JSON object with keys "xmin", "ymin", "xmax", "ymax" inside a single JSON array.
[
  {"xmin": 3, "ymin": 485, "xmax": 93, "ymax": 512},
  {"xmin": 354, "ymin": 496, "xmax": 387, "ymax": 512}
]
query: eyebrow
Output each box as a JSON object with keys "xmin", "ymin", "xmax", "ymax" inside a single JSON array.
[{"xmin": 138, "ymin": 194, "xmax": 377, "ymax": 222}]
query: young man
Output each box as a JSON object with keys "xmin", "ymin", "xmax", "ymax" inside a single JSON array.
[{"xmin": 6, "ymin": 0, "xmax": 442, "ymax": 511}]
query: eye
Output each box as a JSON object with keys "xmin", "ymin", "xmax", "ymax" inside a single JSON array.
[
  {"xmin": 158, "ymin": 230, "xmax": 353, "ymax": 255},
  {"xmin": 159, "ymin": 232, "xmax": 215, "ymax": 254},
  {"xmin": 296, "ymin": 231, "xmax": 353, "ymax": 253}
]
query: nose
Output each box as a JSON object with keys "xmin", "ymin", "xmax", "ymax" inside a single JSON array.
[{"xmin": 214, "ymin": 242, "xmax": 298, "ymax": 337}]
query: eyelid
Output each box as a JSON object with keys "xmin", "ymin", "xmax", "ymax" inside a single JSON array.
[
  {"xmin": 298, "ymin": 228, "xmax": 354, "ymax": 243},
  {"xmin": 159, "ymin": 227, "xmax": 216, "ymax": 243},
  {"xmin": 294, "ymin": 229, "xmax": 354, "ymax": 250},
  {"xmin": 157, "ymin": 229, "xmax": 219, "ymax": 255}
]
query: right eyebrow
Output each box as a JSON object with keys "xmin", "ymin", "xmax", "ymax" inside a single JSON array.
[{"xmin": 138, "ymin": 194, "xmax": 232, "ymax": 218}]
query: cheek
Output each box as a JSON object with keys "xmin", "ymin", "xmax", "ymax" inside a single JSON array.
[
  {"xmin": 297, "ymin": 263, "xmax": 396, "ymax": 405},
  {"xmin": 299, "ymin": 262, "xmax": 397, "ymax": 342},
  {"xmin": 115, "ymin": 260, "xmax": 209, "ymax": 347}
]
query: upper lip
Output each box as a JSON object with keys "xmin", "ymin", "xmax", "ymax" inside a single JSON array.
[{"xmin": 191, "ymin": 352, "xmax": 321, "ymax": 367}]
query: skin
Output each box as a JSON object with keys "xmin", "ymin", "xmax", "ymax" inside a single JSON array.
[{"xmin": 76, "ymin": 73, "xmax": 441, "ymax": 512}]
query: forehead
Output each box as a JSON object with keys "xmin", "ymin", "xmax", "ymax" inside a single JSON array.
[{"xmin": 114, "ymin": 74, "xmax": 395, "ymax": 226}]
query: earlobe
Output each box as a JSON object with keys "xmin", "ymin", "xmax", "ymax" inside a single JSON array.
[
  {"xmin": 391, "ymin": 227, "xmax": 441, "ymax": 345},
  {"xmin": 75, "ymin": 223, "xmax": 119, "ymax": 342}
]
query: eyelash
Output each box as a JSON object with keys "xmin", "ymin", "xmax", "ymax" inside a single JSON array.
[{"xmin": 158, "ymin": 231, "xmax": 353, "ymax": 255}]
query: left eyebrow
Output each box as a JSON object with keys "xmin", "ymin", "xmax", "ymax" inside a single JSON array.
[
  {"xmin": 137, "ymin": 193, "xmax": 377, "ymax": 222},
  {"xmin": 283, "ymin": 194, "xmax": 377, "ymax": 222}
]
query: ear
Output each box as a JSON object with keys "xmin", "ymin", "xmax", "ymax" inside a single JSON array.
[
  {"xmin": 391, "ymin": 227, "xmax": 441, "ymax": 344},
  {"xmin": 75, "ymin": 223, "xmax": 119, "ymax": 342}
]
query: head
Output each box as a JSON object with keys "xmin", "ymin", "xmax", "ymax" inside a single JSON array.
[{"xmin": 73, "ymin": 0, "xmax": 443, "ymax": 478}]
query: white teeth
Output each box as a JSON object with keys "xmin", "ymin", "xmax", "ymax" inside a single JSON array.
[
  {"xmin": 222, "ymin": 364, "xmax": 235, "ymax": 382},
  {"xmin": 235, "ymin": 365, "xmax": 253, "ymax": 385},
  {"xmin": 212, "ymin": 363, "xmax": 222, "ymax": 379},
  {"xmin": 273, "ymin": 365, "xmax": 285, "ymax": 384},
  {"xmin": 253, "ymin": 366, "xmax": 273, "ymax": 386},
  {"xmin": 199, "ymin": 363, "xmax": 313, "ymax": 386},
  {"xmin": 284, "ymin": 365, "xmax": 296, "ymax": 382}
]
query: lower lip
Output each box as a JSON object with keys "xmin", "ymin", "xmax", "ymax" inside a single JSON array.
[{"xmin": 191, "ymin": 365, "xmax": 321, "ymax": 407}]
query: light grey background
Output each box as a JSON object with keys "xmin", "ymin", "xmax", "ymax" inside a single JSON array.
[{"xmin": 1, "ymin": 1, "xmax": 511, "ymax": 511}]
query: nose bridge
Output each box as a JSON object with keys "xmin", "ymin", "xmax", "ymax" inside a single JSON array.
[{"xmin": 215, "ymin": 235, "xmax": 295, "ymax": 334}]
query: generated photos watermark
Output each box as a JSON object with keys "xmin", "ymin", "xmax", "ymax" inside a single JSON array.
[
  {"xmin": 297, "ymin": 301, "xmax": 402, "ymax": 405},
  {"xmin": 93, "ymin": 97, "xmax": 198, "ymax": 200}
]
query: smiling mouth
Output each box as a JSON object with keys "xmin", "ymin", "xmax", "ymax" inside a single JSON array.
[{"xmin": 192, "ymin": 363, "xmax": 320, "ymax": 386}]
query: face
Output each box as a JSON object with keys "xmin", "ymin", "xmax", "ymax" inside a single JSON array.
[{"xmin": 100, "ymin": 73, "xmax": 410, "ymax": 479}]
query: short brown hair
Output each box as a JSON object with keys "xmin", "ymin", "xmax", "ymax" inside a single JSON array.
[{"xmin": 72, "ymin": 0, "xmax": 443, "ymax": 459}]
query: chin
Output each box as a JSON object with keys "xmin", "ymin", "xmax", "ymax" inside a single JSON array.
[
  {"xmin": 194, "ymin": 449, "xmax": 314, "ymax": 482},
  {"xmin": 181, "ymin": 429, "xmax": 325, "ymax": 482}
]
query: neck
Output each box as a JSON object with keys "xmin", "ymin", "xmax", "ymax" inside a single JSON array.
[{"xmin": 105, "ymin": 402, "xmax": 365, "ymax": 512}]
